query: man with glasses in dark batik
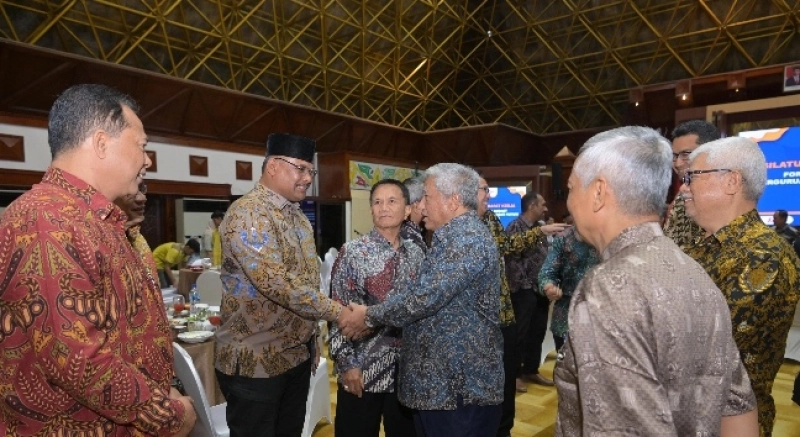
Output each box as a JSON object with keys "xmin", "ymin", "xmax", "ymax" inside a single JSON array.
[{"xmin": 681, "ymin": 136, "xmax": 800, "ymax": 437}]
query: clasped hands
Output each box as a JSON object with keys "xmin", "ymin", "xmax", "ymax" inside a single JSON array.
[
  {"xmin": 337, "ymin": 303, "xmax": 371, "ymax": 340},
  {"xmin": 543, "ymin": 282, "xmax": 563, "ymax": 302}
]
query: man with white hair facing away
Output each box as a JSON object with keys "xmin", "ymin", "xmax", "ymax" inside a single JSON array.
[
  {"xmin": 554, "ymin": 126, "xmax": 757, "ymax": 436},
  {"xmin": 681, "ymin": 136, "xmax": 800, "ymax": 437}
]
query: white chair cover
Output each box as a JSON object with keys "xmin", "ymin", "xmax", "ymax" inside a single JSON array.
[
  {"xmin": 301, "ymin": 358, "xmax": 332, "ymax": 437},
  {"xmin": 196, "ymin": 271, "xmax": 223, "ymax": 306},
  {"xmin": 173, "ymin": 343, "xmax": 229, "ymax": 437}
]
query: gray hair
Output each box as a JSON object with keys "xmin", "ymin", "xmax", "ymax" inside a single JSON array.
[
  {"xmin": 689, "ymin": 137, "xmax": 766, "ymax": 201},
  {"xmin": 424, "ymin": 163, "xmax": 479, "ymax": 211},
  {"xmin": 403, "ymin": 174, "xmax": 426, "ymax": 204},
  {"xmin": 574, "ymin": 126, "xmax": 672, "ymax": 217}
]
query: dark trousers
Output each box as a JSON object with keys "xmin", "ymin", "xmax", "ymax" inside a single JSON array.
[
  {"xmin": 497, "ymin": 324, "xmax": 518, "ymax": 437},
  {"xmin": 511, "ymin": 288, "xmax": 550, "ymax": 376},
  {"xmin": 157, "ymin": 269, "xmax": 172, "ymax": 288},
  {"xmin": 554, "ymin": 335, "xmax": 565, "ymax": 355},
  {"xmin": 216, "ymin": 359, "xmax": 312, "ymax": 437},
  {"xmin": 413, "ymin": 396, "xmax": 501, "ymax": 437},
  {"xmin": 793, "ymin": 372, "xmax": 800, "ymax": 406},
  {"xmin": 335, "ymin": 384, "xmax": 415, "ymax": 437}
]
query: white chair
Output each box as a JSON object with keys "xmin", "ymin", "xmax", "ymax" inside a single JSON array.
[
  {"xmin": 318, "ymin": 258, "xmax": 332, "ymax": 297},
  {"xmin": 324, "ymin": 247, "xmax": 338, "ymax": 269},
  {"xmin": 196, "ymin": 271, "xmax": 223, "ymax": 306},
  {"xmin": 301, "ymin": 358, "xmax": 332, "ymax": 437},
  {"xmin": 172, "ymin": 343, "xmax": 229, "ymax": 437}
]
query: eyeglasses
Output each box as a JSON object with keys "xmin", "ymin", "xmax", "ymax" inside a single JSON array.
[
  {"xmin": 480, "ymin": 186, "xmax": 490, "ymax": 194},
  {"xmin": 680, "ymin": 168, "xmax": 732, "ymax": 186},
  {"xmin": 274, "ymin": 156, "xmax": 318, "ymax": 178},
  {"xmin": 672, "ymin": 151, "xmax": 692, "ymax": 161},
  {"xmin": 138, "ymin": 182, "xmax": 147, "ymax": 195}
]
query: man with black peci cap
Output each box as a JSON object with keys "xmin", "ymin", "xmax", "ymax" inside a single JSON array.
[{"xmin": 214, "ymin": 133, "xmax": 359, "ymax": 437}]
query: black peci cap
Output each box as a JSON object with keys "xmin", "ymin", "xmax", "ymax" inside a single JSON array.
[{"xmin": 266, "ymin": 133, "xmax": 316, "ymax": 163}]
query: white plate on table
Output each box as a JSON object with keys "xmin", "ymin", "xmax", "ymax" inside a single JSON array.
[{"xmin": 177, "ymin": 331, "xmax": 214, "ymax": 343}]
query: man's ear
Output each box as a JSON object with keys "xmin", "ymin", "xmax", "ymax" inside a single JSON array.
[
  {"xmin": 592, "ymin": 178, "xmax": 608, "ymax": 213},
  {"xmin": 264, "ymin": 157, "xmax": 278, "ymax": 176},
  {"xmin": 92, "ymin": 130, "xmax": 108, "ymax": 159},
  {"xmin": 724, "ymin": 171, "xmax": 743, "ymax": 196}
]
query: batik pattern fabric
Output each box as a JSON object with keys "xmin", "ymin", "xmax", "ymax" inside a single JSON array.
[
  {"xmin": 400, "ymin": 220, "xmax": 427, "ymax": 253},
  {"xmin": 483, "ymin": 210, "xmax": 544, "ymax": 326},
  {"xmin": 685, "ymin": 209, "xmax": 800, "ymax": 437},
  {"xmin": 127, "ymin": 225, "xmax": 158, "ymax": 282},
  {"xmin": 328, "ymin": 229, "xmax": 425, "ymax": 393},
  {"xmin": 366, "ymin": 211, "xmax": 504, "ymax": 410},
  {"xmin": 663, "ymin": 195, "xmax": 705, "ymax": 249},
  {"xmin": 554, "ymin": 223, "xmax": 756, "ymax": 436},
  {"xmin": 504, "ymin": 215, "xmax": 548, "ymax": 293},
  {"xmin": 0, "ymin": 168, "xmax": 186, "ymax": 436},
  {"xmin": 215, "ymin": 183, "xmax": 341, "ymax": 379},
  {"xmin": 537, "ymin": 227, "xmax": 600, "ymax": 338}
]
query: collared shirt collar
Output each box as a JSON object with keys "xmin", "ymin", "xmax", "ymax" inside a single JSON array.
[
  {"xmin": 602, "ymin": 221, "xmax": 663, "ymax": 261},
  {"xmin": 520, "ymin": 215, "xmax": 537, "ymax": 227},
  {"xmin": 43, "ymin": 167, "xmax": 124, "ymax": 225},
  {"xmin": 711, "ymin": 209, "xmax": 761, "ymax": 246},
  {"xmin": 367, "ymin": 228, "xmax": 407, "ymax": 251},
  {"xmin": 434, "ymin": 210, "xmax": 477, "ymax": 243},
  {"xmin": 255, "ymin": 182, "xmax": 297, "ymax": 211}
]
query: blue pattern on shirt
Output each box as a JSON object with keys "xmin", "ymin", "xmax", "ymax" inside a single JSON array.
[
  {"xmin": 367, "ymin": 211, "xmax": 504, "ymax": 410},
  {"xmin": 537, "ymin": 227, "xmax": 600, "ymax": 338}
]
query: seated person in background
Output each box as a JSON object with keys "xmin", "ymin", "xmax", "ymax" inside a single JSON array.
[
  {"xmin": 773, "ymin": 209, "xmax": 798, "ymax": 246},
  {"xmin": 555, "ymin": 126, "xmax": 757, "ymax": 436},
  {"xmin": 153, "ymin": 238, "xmax": 200, "ymax": 287},
  {"xmin": 329, "ymin": 179, "xmax": 425, "ymax": 437}
]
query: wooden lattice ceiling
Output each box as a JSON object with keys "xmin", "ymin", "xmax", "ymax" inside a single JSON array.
[{"xmin": 1, "ymin": 0, "xmax": 799, "ymax": 134}]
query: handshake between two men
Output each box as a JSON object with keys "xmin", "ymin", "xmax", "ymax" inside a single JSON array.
[{"xmin": 336, "ymin": 303, "xmax": 372, "ymax": 340}]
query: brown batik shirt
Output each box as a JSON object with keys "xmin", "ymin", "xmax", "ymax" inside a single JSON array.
[
  {"xmin": 215, "ymin": 183, "xmax": 342, "ymax": 378},
  {"xmin": 555, "ymin": 222, "xmax": 755, "ymax": 436}
]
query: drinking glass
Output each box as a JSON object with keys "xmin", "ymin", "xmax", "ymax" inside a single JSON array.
[{"xmin": 172, "ymin": 295, "xmax": 186, "ymax": 314}]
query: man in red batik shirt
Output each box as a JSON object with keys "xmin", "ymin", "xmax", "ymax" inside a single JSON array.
[{"xmin": 0, "ymin": 84, "xmax": 196, "ymax": 436}]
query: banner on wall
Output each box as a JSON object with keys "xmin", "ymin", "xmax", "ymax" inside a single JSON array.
[{"xmin": 349, "ymin": 161, "xmax": 418, "ymax": 190}]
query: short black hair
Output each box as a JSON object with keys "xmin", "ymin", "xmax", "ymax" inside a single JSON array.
[
  {"xmin": 185, "ymin": 238, "xmax": 201, "ymax": 254},
  {"xmin": 520, "ymin": 192, "xmax": 540, "ymax": 213},
  {"xmin": 671, "ymin": 120, "xmax": 720, "ymax": 145},
  {"xmin": 211, "ymin": 210, "xmax": 225, "ymax": 219},
  {"xmin": 775, "ymin": 210, "xmax": 788, "ymax": 220},
  {"xmin": 48, "ymin": 84, "xmax": 139, "ymax": 159},
  {"xmin": 369, "ymin": 179, "xmax": 410, "ymax": 205}
]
